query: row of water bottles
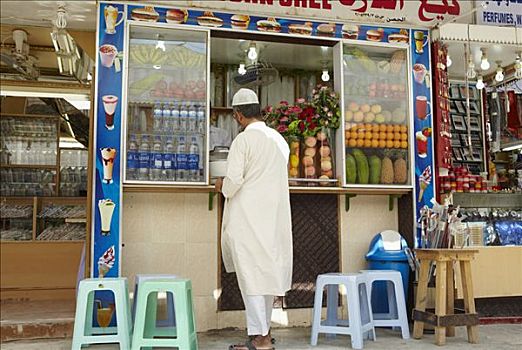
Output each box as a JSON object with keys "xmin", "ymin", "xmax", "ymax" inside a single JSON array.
[
  {"xmin": 127, "ymin": 133, "xmax": 202, "ymax": 182},
  {"xmin": 131, "ymin": 102, "xmax": 206, "ymax": 134}
]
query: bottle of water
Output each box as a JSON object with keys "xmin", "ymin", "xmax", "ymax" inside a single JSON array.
[
  {"xmin": 176, "ymin": 136, "xmax": 187, "ymax": 182},
  {"xmin": 188, "ymin": 103, "xmax": 197, "ymax": 132},
  {"xmin": 163, "ymin": 136, "xmax": 175, "ymax": 181},
  {"xmin": 163, "ymin": 103, "xmax": 172, "ymax": 133},
  {"xmin": 171, "ymin": 103, "xmax": 180, "ymax": 133},
  {"xmin": 153, "ymin": 101, "xmax": 163, "ymax": 133},
  {"xmin": 138, "ymin": 135, "xmax": 150, "ymax": 180},
  {"xmin": 179, "ymin": 103, "xmax": 188, "ymax": 132},
  {"xmin": 197, "ymin": 105, "xmax": 206, "ymax": 134},
  {"xmin": 150, "ymin": 135, "xmax": 163, "ymax": 181},
  {"xmin": 127, "ymin": 134, "xmax": 138, "ymax": 180},
  {"xmin": 188, "ymin": 136, "xmax": 200, "ymax": 182}
]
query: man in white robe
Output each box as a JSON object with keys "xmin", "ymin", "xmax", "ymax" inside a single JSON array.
[{"xmin": 215, "ymin": 88, "xmax": 293, "ymax": 350}]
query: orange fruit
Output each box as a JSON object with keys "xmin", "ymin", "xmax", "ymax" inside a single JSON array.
[
  {"xmin": 364, "ymin": 139, "xmax": 372, "ymax": 148},
  {"xmin": 348, "ymin": 139, "xmax": 357, "ymax": 147},
  {"xmin": 365, "ymin": 123, "xmax": 373, "ymax": 132},
  {"xmin": 400, "ymin": 141, "xmax": 408, "ymax": 149},
  {"xmin": 365, "ymin": 132, "xmax": 373, "ymax": 140},
  {"xmin": 379, "ymin": 140, "xmax": 387, "ymax": 148},
  {"xmin": 372, "ymin": 132, "xmax": 380, "ymax": 140},
  {"xmin": 379, "ymin": 124, "xmax": 387, "ymax": 132},
  {"xmin": 401, "ymin": 133, "xmax": 408, "ymax": 141},
  {"xmin": 350, "ymin": 132, "xmax": 358, "ymax": 140},
  {"xmin": 394, "ymin": 132, "xmax": 401, "ymax": 140},
  {"xmin": 393, "ymin": 125, "xmax": 401, "ymax": 132},
  {"xmin": 394, "ymin": 140, "xmax": 401, "ymax": 148},
  {"xmin": 386, "ymin": 140, "xmax": 394, "ymax": 148},
  {"xmin": 371, "ymin": 139, "xmax": 379, "ymax": 148},
  {"xmin": 400, "ymin": 125, "xmax": 407, "ymax": 133},
  {"xmin": 345, "ymin": 131, "xmax": 351, "ymax": 139},
  {"xmin": 356, "ymin": 139, "xmax": 365, "ymax": 147},
  {"xmin": 386, "ymin": 125, "xmax": 394, "ymax": 132},
  {"xmin": 379, "ymin": 132, "xmax": 387, "ymax": 140},
  {"xmin": 386, "ymin": 132, "xmax": 395, "ymax": 140}
]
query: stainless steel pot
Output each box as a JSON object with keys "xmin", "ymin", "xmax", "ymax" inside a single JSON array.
[{"xmin": 209, "ymin": 146, "xmax": 229, "ymax": 178}]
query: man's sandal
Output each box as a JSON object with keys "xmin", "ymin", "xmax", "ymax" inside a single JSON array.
[
  {"xmin": 249, "ymin": 335, "xmax": 276, "ymax": 344},
  {"xmin": 228, "ymin": 340, "xmax": 274, "ymax": 350}
]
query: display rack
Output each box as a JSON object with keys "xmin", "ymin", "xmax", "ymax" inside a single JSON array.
[{"xmin": 448, "ymin": 82, "xmax": 486, "ymax": 174}]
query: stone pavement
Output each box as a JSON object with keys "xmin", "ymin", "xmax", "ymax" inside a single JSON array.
[{"xmin": 1, "ymin": 324, "xmax": 522, "ymax": 349}]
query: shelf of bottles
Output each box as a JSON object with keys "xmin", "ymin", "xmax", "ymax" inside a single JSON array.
[
  {"xmin": 124, "ymin": 24, "xmax": 209, "ymax": 185},
  {"xmin": 343, "ymin": 44, "xmax": 412, "ymax": 187},
  {"xmin": 60, "ymin": 148, "xmax": 88, "ymax": 197},
  {"xmin": 1, "ymin": 115, "xmax": 58, "ymax": 196},
  {"xmin": 0, "ymin": 199, "xmax": 34, "ymax": 241}
]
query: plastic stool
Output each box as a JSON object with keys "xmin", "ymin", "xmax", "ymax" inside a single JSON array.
[
  {"xmin": 72, "ymin": 278, "xmax": 132, "ymax": 350},
  {"xmin": 133, "ymin": 274, "xmax": 177, "ymax": 328},
  {"xmin": 132, "ymin": 278, "xmax": 198, "ymax": 350},
  {"xmin": 311, "ymin": 273, "xmax": 376, "ymax": 350},
  {"xmin": 360, "ymin": 270, "xmax": 410, "ymax": 339}
]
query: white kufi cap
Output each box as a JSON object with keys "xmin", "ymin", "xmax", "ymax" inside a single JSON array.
[{"xmin": 232, "ymin": 88, "xmax": 259, "ymax": 106}]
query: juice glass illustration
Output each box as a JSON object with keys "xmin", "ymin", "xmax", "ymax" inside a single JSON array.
[
  {"xmin": 414, "ymin": 31, "xmax": 427, "ymax": 54},
  {"xmin": 104, "ymin": 5, "xmax": 124, "ymax": 34},
  {"xmin": 99, "ymin": 44, "xmax": 120, "ymax": 71},
  {"xmin": 416, "ymin": 131, "xmax": 428, "ymax": 158},
  {"xmin": 416, "ymin": 96, "xmax": 430, "ymax": 120},
  {"xmin": 102, "ymin": 95, "xmax": 118, "ymax": 130},
  {"xmin": 100, "ymin": 148, "xmax": 117, "ymax": 184},
  {"xmin": 98, "ymin": 199, "xmax": 115, "ymax": 235}
]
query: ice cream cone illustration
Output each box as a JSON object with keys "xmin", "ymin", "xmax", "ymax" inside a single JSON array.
[
  {"xmin": 418, "ymin": 166, "xmax": 432, "ymax": 203},
  {"xmin": 97, "ymin": 245, "xmax": 115, "ymax": 278}
]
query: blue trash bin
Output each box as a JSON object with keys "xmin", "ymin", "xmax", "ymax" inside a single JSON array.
[{"xmin": 365, "ymin": 231, "xmax": 410, "ymax": 314}]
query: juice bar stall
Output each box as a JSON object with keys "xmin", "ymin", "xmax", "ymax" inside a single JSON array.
[{"xmin": 91, "ymin": 0, "xmax": 468, "ymax": 330}]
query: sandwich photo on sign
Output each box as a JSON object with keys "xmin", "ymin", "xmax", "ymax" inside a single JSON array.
[
  {"xmin": 288, "ymin": 22, "xmax": 313, "ymax": 36},
  {"xmin": 197, "ymin": 11, "xmax": 224, "ymax": 27},
  {"xmin": 231, "ymin": 14, "xmax": 250, "ymax": 30},
  {"xmin": 316, "ymin": 23, "xmax": 336, "ymax": 37},
  {"xmin": 130, "ymin": 6, "xmax": 159, "ymax": 22},
  {"xmin": 166, "ymin": 9, "xmax": 188, "ymax": 24},
  {"xmin": 256, "ymin": 17, "xmax": 281, "ymax": 33}
]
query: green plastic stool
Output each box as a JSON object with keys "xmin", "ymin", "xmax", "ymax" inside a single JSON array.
[
  {"xmin": 132, "ymin": 278, "xmax": 198, "ymax": 350},
  {"xmin": 72, "ymin": 277, "xmax": 132, "ymax": 350}
]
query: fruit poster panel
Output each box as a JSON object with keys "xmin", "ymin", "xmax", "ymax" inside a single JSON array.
[
  {"xmin": 410, "ymin": 28, "xmax": 435, "ymax": 247},
  {"xmin": 92, "ymin": 2, "xmax": 126, "ymax": 278}
]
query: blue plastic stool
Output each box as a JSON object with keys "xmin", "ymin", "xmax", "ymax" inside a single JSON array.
[
  {"xmin": 72, "ymin": 278, "xmax": 132, "ymax": 350},
  {"xmin": 311, "ymin": 273, "xmax": 376, "ymax": 350},
  {"xmin": 132, "ymin": 278, "xmax": 198, "ymax": 350},
  {"xmin": 133, "ymin": 274, "xmax": 177, "ymax": 328}
]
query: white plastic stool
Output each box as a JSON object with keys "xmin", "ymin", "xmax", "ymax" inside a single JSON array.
[
  {"xmin": 133, "ymin": 274, "xmax": 177, "ymax": 328},
  {"xmin": 360, "ymin": 270, "xmax": 410, "ymax": 339},
  {"xmin": 311, "ymin": 273, "xmax": 376, "ymax": 349}
]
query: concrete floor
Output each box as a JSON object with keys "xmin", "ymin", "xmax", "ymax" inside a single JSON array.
[{"xmin": 1, "ymin": 324, "xmax": 522, "ymax": 349}]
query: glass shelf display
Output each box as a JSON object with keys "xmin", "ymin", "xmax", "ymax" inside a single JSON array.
[
  {"xmin": 0, "ymin": 200, "xmax": 33, "ymax": 241},
  {"xmin": 343, "ymin": 44, "xmax": 412, "ymax": 187},
  {"xmin": 123, "ymin": 23, "xmax": 209, "ymax": 185}
]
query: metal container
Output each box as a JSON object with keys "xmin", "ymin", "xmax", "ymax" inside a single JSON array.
[{"xmin": 209, "ymin": 146, "xmax": 229, "ymax": 179}]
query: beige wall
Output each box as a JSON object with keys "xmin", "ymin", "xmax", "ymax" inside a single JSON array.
[{"xmin": 122, "ymin": 192, "xmax": 399, "ymax": 331}]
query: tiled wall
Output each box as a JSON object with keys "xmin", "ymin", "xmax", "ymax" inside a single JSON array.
[{"xmin": 122, "ymin": 192, "xmax": 399, "ymax": 331}]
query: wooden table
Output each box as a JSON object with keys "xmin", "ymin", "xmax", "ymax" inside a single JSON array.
[{"xmin": 412, "ymin": 249, "xmax": 479, "ymax": 346}]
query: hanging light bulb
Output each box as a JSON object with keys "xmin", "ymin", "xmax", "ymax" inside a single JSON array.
[
  {"xmin": 446, "ymin": 54, "xmax": 452, "ymax": 68},
  {"xmin": 467, "ymin": 58, "xmax": 476, "ymax": 79},
  {"xmin": 321, "ymin": 69, "xmax": 330, "ymax": 82},
  {"xmin": 247, "ymin": 43, "xmax": 257, "ymax": 61},
  {"xmin": 155, "ymin": 34, "xmax": 166, "ymax": 52},
  {"xmin": 515, "ymin": 53, "xmax": 522, "ymax": 79},
  {"xmin": 495, "ymin": 62, "xmax": 504, "ymax": 82},
  {"xmin": 55, "ymin": 5, "xmax": 67, "ymax": 29},
  {"xmin": 238, "ymin": 63, "xmax": 246, "ymax": 75},
  {"xmin": 480, "ymin": 48, "xmax": 490, "ymax": 70},
  {"xmin": 476, "ymin": 75, "xmax": 485, "ymax": 90}
]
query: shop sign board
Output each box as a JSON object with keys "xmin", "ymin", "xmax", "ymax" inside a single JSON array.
[
  {"xmin": 475, "ymin": 0, "xmax": 522, "ymax": 26},
  {"xmin": 172, "ymin": 0, "xmax": 472, "ymax": 27}
]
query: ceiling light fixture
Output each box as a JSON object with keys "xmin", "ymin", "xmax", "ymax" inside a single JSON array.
[
  {"xmin": 55, "ymin": 5, "xmax": 67, "ymax": 29},
  {"xmin": 155, "ymin": 34, "xmax": 166, "ymax": 52},
  {"xmin": 515, "ymin": 53, "xmax": 522, "ymax": 79},
  {"xmin": 321, "ymin": 70, "xmax": 330, "ymax": 82},
  {"xmin": 476, "ymin": 75, "xmax": 485, "ymax": 90},
  {"xmin": 466, "ymin": 57, "xmax": 476, "ymax": 79},
  {"xmin": 446, "ymin": 54, "xmax": 452, "ymax": 67},
  {"xmin": 480, "ymin": 48, "xmax": 490, "ymax": 70},
  {"xmin": 495, "ymin": 61, "xmax": 504, "ymax": 82},
  {"xmin": 238, "ymin": 63, "xmax": 246, "ymax": 75},
  {"xmin": 247, "ymin": 43, "xmax": 257, "ymax": 61}
]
